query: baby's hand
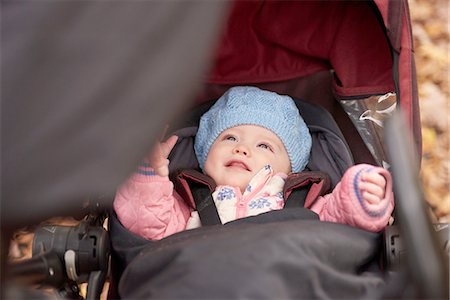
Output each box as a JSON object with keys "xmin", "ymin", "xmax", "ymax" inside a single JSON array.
[
  {"xmin": 358, "ymin": 172, "xmax": 387, "ymax": 204},
  {"xmin": 147, "ymin": 135, "xmax": 178, "ymax": 177}
]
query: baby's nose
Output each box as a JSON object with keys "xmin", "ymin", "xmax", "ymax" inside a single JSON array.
[{"xmin": 233, "ymin": 145, "xmax": 249, "ymax": 156}]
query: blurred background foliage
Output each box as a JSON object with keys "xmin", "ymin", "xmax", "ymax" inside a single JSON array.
[{"xmin": 410, "ymin": 0, "xmax": 449, "ymax": 222}]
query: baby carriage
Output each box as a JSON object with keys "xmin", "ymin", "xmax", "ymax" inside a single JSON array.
[{"xmin": 2, "ymin": 0, "xmax": 448, "ymax": 299}]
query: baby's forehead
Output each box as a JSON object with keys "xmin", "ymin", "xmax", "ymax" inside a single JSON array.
[{"xmin": 221, "ymin": 125, "xmax": 282, "ymax": 142}]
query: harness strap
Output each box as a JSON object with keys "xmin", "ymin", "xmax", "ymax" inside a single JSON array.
[
  {"xmin": 173, "ymin": 169, "xmax": 222, "ymax": 226},
  {"xmin": 284, "ymin": 185, "xmax": 311, "ymax": 208},
  {"xmin": 189, "ymin": 182, "xmax": 222, "ymax": 226}
]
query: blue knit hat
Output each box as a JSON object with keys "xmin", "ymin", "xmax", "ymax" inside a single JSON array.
[{"xmin": 194, "ymin": 86, "xmax": 312, "ymax": 173}]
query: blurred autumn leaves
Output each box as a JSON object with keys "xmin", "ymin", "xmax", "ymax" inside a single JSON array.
[{"xmin": 410, "ymin": 0, "xmax": 450, "ymax": 221}]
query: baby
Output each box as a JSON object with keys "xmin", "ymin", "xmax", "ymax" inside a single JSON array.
[{"xmin": 114, "ymin": 86, "xmax": 394, "ymax": 240}]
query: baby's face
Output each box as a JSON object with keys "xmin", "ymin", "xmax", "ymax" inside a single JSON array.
[{"xmin": 204, "ymin": 125, "xmax": 291, "ymax": 193}]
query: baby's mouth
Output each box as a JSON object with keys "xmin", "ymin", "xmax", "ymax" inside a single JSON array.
[{"xmin": 225, "ymin": 160, "xmax": 251, "ymax": 171}]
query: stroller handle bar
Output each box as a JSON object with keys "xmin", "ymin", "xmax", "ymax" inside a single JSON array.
[{"xmin": 384, "ymin": 109, "xmax": 449, "ymax": 299}]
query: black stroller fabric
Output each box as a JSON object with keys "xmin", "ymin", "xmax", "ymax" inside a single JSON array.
[{"xmin": 117, "ymin": 220, "xmax": 383, "ymax": 299}]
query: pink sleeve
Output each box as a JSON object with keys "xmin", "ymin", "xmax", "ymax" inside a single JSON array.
[
  {"xmin": 309, "ymin": 164, "xmax": 394, "ymax": 232},
  {"xmin": 113, "ymin": 164, "xmax": 192, "ymax": 240}
]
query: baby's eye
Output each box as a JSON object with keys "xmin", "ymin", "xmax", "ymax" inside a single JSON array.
[
  {"xmin": 224, "ymin": 135, "xmax": 237, "ymax": 142},
  {"xmin": 257, "ymin": 143, "xmax": 273, "ymax": 152}
]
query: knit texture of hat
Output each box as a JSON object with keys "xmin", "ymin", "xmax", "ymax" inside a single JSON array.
[{"xmin": 194, "ymin": 86, "xmax": 312, "ymax": 173}]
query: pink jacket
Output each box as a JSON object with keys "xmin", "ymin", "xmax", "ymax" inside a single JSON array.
[{"xmin": 114, "ymin": 164, "xmax": 394, "ymax": 240}]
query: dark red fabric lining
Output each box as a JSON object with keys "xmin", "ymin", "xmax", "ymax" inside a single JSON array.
[
  {"xmin": 174, "ymin": 170, "xmax": 217, "ymax": 209},
  {"xmin": 207, "ymin": 1, "xmax": 394, "ymax": 97},
  {"xmin": 283, "ymin": 171, "xmax": 331, "ymax": 206}
]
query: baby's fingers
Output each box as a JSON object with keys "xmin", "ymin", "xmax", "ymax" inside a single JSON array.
[
  {"xmin": 160, "ymin": 135, "xmax": 178, "ymax": 158},
  {"xmin": 362, "ymin": 172, "xmax": 386, "ymax": 188},
  {"xmin": 361, "ymin": 191, "xmax": 382, "ymax": 205},
  {"xmin": 147, "ymin": 135, "xmax": 178, "ymax": 169},
  {"xmin": 360, "ymin": 187, "xmax": 383, "ymax": 204},
  {"xmin": 148, "ymin": 143, "xmax": 166, "ymax": 166},
  {"xmin": 359, "ymin": 173, "xmax": 386, "ymax": 204}
]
